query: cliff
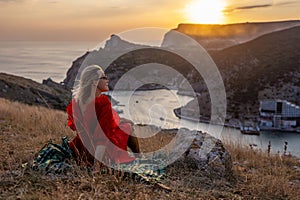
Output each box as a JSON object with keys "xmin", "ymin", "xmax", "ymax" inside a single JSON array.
[
  {"xmin": 0, "ymin": 73, "xmax": 71, "ymax": 110},
  {"xmin": 63, "ymin": 35, "xmax": 193, "ymax": 91},
  {"xmin": 163, "ymin": 20, "xmax": 300, "ymax": 50}
]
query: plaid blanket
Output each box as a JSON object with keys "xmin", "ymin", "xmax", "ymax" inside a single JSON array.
[
  {"xmin": 109, "ymin": 154, "xmax": 167, "ymax": 184},
  {"xmin": 31, "ymin": 137, "xmax": 166, "ymax": 184},
  {"xmin": 32, "ymin": 136, "xmax": 74, "ymax": 174}
]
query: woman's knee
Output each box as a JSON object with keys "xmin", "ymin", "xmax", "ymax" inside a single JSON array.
[
  {"xmin": 127, "ymin": 135, "xmax": 140, "ymax": 153},
  {"xmin": 119, "ymin": 122, "xmax": 132, "ymax": 134}
]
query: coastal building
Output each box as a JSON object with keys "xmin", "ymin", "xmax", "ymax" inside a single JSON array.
[{"xmin": 259, "ymin": 100, "xmax": 300, "ymax": 130}]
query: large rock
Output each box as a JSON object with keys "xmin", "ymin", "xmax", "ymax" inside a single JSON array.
[
  {"xmin": 168, "ymin": 128, "xmax": 233, "ymax": 178},
  {"xmin": 135, "ymin": 125, "xmax": 233, "ymax": 178},
  {"xmin": 184, "ymin": 130, "xmax": 232, "ymax": 177}
]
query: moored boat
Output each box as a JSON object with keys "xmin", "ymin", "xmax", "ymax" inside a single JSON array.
[{"xmin": 240, "ymin": 118, "xmax": 260, "ymax": 135}]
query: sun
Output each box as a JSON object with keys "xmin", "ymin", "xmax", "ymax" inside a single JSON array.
[{"xmin": 184, "ymin": 0, "xmax": 226, "ymax": 24}]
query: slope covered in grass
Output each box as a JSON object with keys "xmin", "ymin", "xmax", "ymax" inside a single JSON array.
[{"xmin": 0, "ymin": 98, "xmax": 299, "ymax": 199}]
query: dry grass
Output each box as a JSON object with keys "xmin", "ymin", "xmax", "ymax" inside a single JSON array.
[
  {"xmin": 0, "ymin": 98, "xmax": 300, "ymax": 199},
  {"xmin": 0, "ymin": 98, "xmax": 74, "ymax": 169},
  {"xmin": 134, "ymin": 125, "xmax": 175, "ymax": 153},
  {"xmin": 224, "ymin": 140, "xmax": 300, "ymax": 200}
]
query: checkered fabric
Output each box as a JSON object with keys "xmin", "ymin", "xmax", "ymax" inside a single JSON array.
[
  {"xmin": 32, "ymin": 136, "xmax": 74, "ymax": 174},
  {"xmin": 32, "ymin": 137, "xmax": 166, "ymax": 184}
]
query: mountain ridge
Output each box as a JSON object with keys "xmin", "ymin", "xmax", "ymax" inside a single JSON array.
[{"xmin": 162, "ymin": 20, "xmax": 300, "ymax": 50}]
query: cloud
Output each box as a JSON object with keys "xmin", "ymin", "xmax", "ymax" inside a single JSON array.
[
  {"xmin": 234, "ymin": 4, "xmax": 272, "ymax": 10},
  {"xmin": 223, "ymin": 1, "xmax": 298, "ymax": 13},
  {"xmin": 275, "ymin": 1, "xmax": 298, "ymax": 6}
]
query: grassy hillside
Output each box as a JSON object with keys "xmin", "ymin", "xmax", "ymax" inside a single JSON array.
[
  {"xmin": 0, "ymin": 98, "xmax": 300, "ymax": 199},
  {"xmin": 213, "ymin": 25, "xmax": 300, "ymax": 101},
  {"xmin": 181, "ymin": 26, "xmax": 300, "ymax": 120}
]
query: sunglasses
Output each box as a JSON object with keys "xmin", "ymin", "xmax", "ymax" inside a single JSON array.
[{"xmin": 99, "ymin": 76, "xmax": 108, "ymax": 80}]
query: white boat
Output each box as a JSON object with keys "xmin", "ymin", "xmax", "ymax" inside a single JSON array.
[{"xmin": 240, "ymin": 118, "xmax": 260, "ymax": 135}]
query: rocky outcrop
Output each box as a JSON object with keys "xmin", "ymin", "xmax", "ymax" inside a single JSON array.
[
  {"xmin": 63, "ymin": 52, "xmax": 90, "ymax": 89},
  {"xmin": 63, "ymin": 35, "xmax": 152, "ymax": 89},
  {"xmin": 104, "ymin": 34, "xmax": 149, "ymax": 51},
  {"xmin": 62, "ymin": 35, "xmax": 194, "ymax": 91},
  {"xmin": 63, "ymin": 35, "xmax": 153, "ymax": 90},
  {"xmin": 183, "ymin": 130, "xmax": 232, "ymax": 177},
  {"xmin": 165, "ymin": 128, "xmax": 232, "ymax": 178},
  {"xmin": 0, "ymin": 73, "xmax": 71, "ymax": 110},
  {"xmin": 135, "ymin": 125, "xmax": 233, "ymax": 178}
]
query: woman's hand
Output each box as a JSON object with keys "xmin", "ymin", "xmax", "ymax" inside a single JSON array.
[
  {"xmin": 95, "ymin": 145, "xmax": 106, "ymax": 162},
  {"xmin": 120, "ymin": 117, "xmax": 134, "ymax": 126}
]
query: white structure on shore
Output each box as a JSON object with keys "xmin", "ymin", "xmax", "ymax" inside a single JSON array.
[{"xmin": 259, "ymin": 100, "xmax": 300, "ymax": 130}]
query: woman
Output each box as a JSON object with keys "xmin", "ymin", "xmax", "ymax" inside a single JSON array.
[{"xmin": 66, "ymin": 65, "xmax": 140, "ymax": 167}]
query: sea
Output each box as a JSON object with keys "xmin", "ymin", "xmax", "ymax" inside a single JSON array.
[
  {"xmin": 0, "ymin": 41, "xmax": 299, "ymax": 158},
  {"xmin": 0, "ymin": 41, "xmax": 99, "ymax": 83}
]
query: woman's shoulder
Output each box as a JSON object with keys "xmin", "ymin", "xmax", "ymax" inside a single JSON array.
[
  {"xmin": 66, "ymin": 99, "xmax": 76, "ymax": 112},
  {"xmin": 95, "ymin": 95, "xmax": 111, "ymax": 106}
]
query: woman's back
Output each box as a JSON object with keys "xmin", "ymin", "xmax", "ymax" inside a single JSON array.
[{"xmin": 67, "ymin": 95, "xmax": 136, "ymax": 165}]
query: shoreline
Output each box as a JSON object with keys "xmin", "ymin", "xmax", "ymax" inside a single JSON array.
[
  {"xmin": 173, "ymin": 108, "xmax": 241, "ymax": 129},
  {"xmin": 173, "ymin": 108, "xmax": 300, "ymax": 134}
]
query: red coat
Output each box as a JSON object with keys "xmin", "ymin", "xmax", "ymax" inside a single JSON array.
[{"xmin": 66, "ymin": 95, "xmax": 135, "ymax": 166}]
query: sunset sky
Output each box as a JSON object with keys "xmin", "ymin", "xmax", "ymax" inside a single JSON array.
[{"xmin": 1, "ymin": 0, "xmax": 299, "ymax": 41}]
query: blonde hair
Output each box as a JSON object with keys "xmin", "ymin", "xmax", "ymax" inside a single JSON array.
[{"xmin": 72, "ymin": 65, "xmax": 104, "ymax": 104}]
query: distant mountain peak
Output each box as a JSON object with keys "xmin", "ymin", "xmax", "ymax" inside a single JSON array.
[{"xmin": 104, "ymin": 34, "xmax": 149, "ymax": 51}]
